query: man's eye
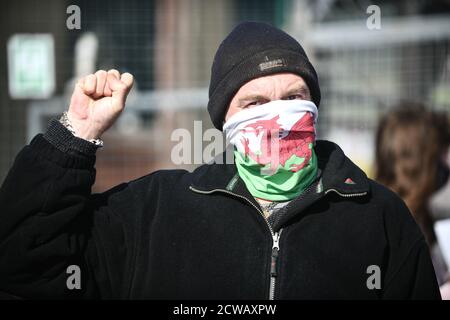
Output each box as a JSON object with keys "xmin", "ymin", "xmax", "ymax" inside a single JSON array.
[
  {"xmin": 284, "ymin": 95, "xmax": 304, "ymax": 100},
  {"xmin": 244, "ymin": 101, "xmax": 263, "ymax": 108}
]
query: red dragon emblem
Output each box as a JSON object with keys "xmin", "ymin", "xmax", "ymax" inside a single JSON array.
[{"xmin": 240, "ymin": 112, "xmax": 315, "ymax": 173}]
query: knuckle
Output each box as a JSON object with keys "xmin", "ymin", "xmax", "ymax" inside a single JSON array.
[
  {"xmin": 96, "ymin": 70, "xmax": 107, "ymax": 80},
  {"xmin": 108, "ymin": 69, "xmax": 120, "ymax": 76}
]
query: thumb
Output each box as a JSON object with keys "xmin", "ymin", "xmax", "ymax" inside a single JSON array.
[{"xmin": 69, "ymin": 79, "xmax": 90, "ymax": 112}]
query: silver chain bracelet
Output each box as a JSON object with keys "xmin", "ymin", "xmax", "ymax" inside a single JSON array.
[{"xmin": 59, "ymin": 111, "xmax": 104, "ymax": 147}]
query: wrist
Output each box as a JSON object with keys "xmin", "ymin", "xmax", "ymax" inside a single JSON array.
[
  {"xmin": 60, "ymin": 111, "xmax": 104, "ymax": 147},
  {"xmin": 44, "ymin": 119, "xmax": 100, "ymax": 156}
]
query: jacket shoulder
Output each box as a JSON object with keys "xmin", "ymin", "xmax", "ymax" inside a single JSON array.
[
  {"xmin": 91, "ymin": 168, "xmax": 192, "ymax": 213},
  {"xmin": 367, "ymin": 178, "xmax": 424, "ymax": 245},
  {"xmin": 368, "ymin": 178, "xmax": 403, "ymax": 204},
  {"xmin": 130, "ymin": 168, "xmax": 192, "ymax": 187}
]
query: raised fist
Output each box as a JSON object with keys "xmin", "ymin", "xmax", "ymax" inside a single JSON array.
[{"xmin": 68, "ymin": 69, "xmax": 134, "ymax": 140}]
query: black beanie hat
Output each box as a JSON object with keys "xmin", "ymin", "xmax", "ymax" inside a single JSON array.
[{"xmin": 207, "ymin": 21, "xmax": 321, "ymax": 130}]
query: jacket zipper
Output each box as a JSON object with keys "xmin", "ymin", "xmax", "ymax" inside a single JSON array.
[
  {"xmin": 189, "ymin": 186, "xmax": 280, "ymax": 300},
  {"xmin": 189, "ymin": 186, "xmax": 367, "ymax": 300},
  {"xmin": 324, "ymin": 189, "xmax": 368, "ymax": 197},
  {"xmin": 270, "ymin": 229, "xmax": 283, "ymax": 300}
]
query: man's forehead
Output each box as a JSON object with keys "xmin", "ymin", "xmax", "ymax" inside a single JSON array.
[{"xmin": 237, "ymin": 73, "xmax": 309, "ymax": 95}]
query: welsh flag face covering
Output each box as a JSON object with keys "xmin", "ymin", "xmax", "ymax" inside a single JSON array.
[{"xmin": 223, "ymin": 99, "xmax": 319, "ymax": 201}]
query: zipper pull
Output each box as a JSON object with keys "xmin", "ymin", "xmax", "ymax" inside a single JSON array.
[{"xmin": 270, "ymin": 232, "xmax": 281, "ymax": 277}]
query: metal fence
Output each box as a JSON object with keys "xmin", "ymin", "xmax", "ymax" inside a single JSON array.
[{"xmin": 1, "ymin": 0, "xmax": 450, "ymax": 199}]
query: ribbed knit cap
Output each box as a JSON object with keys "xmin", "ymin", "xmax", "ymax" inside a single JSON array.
[{"xmin": 207, "ymin": 21, "xmax": 321, "ymax": 130}]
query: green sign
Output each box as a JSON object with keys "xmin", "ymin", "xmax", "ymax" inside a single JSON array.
[{"xmin": 7, "ymin": 34, "xmax": 55, "ymax": 99}]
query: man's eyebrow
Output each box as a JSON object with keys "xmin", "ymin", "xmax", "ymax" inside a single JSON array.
[
  {"xmin": 285, "ymin": 85, "xmax": 310, "ymax": 96},
  {"xmin": 237, "ymin": 84, "xmax": 310, "ymax": 103},
  {"xmin": 238, "ymin": 94, "xmax": 267, "ymax": 103}
]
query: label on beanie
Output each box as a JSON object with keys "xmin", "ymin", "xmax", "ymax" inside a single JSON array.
[{"xmin": 223, "ymin": 99, "xmax": 319, "ymax": 201}]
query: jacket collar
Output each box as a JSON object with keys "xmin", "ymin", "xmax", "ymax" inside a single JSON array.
[
  {"xmin": 190, "ymin": 140, "xmax": 370, "ymax": 197},
  {"xmin": 315, "ymin": 140, "xmax": 370, "ymax": 195}
]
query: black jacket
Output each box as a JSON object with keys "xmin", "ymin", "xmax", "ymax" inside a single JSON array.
[{"xmin": 0, "ymin": 121, "xmax": 441, "ymax": 299}]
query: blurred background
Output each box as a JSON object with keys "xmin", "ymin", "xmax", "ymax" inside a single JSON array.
[{"xmin": 1, "ymin": 0, "xmax": 450, "ymax": 218}]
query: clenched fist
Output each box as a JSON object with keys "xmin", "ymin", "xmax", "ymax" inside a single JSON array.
[{"xmin": 68, "ymin": 69, "xmax": 134, "ymax": 140}]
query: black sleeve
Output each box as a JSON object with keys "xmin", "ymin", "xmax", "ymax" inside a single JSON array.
[
  {"xmin": 381, "ymin": 194, "xmax": 441, "ymax": 300},
  {"xmin": 0, "ymin": 120, "xmax": 144, "ymax": 299}
]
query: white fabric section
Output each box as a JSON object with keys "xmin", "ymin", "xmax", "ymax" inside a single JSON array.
[{"xmin": 223, "ymin": 99, "xmax": 318, "ymax": 155}]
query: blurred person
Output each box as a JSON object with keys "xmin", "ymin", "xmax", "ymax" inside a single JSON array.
[
  {"xmin": 0, "ymin": 22, "xmax": 441, "ymax": 299},
  {"xmin": 375, "ymin": 103, "xmax": 450, "ymax": 296}
]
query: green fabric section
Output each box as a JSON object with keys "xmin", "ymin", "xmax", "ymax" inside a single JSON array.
[{"xmin": 234, "ymin": 143, "xmax": 318, "ymax": 201}]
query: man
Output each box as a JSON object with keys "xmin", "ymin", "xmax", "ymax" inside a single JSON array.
[{"xmin": 0, "ymin": 22, "xmax": 441, "ymax": 299}]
